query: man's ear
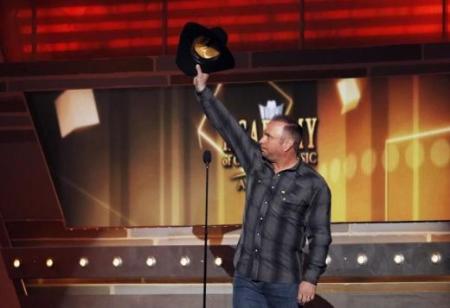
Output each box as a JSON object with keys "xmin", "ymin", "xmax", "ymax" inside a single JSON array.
[{"xmin": 282, "ymin": 138, "xmax": 295, "ymax": 152}]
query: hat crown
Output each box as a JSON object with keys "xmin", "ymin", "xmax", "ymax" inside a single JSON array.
[
  {"xmin": 210, "ymin": 27, "xmax": 228, "ymax": 45},
  {"xmin": 176, "ymin": 22, "xmax": 235, "ymax": 76}
]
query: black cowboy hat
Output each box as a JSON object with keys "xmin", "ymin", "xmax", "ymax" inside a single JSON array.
[{"xmin": 176, "ymin": 22, "xmax": 235, "ymax": 76}]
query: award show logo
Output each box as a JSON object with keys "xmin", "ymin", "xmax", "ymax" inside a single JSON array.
[{"xmin": 259, "ymin": 100, "xmax": 284, "ymax": 120}]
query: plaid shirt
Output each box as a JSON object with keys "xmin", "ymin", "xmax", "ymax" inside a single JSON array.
[{"xmin": 197, "ymin": 88, "xmax": 332, "ymax": 284}]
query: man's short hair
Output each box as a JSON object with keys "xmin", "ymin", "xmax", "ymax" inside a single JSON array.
[{"xmin": 271, "ymin": 115, "xmax": 303, "ymax": 153}]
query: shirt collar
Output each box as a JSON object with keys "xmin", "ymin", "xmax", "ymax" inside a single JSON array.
[
  {"xmin": 295, "ymin": 159, "xmax": 306, "ymax": 176},
  {"xmin": 262, "ymin": 156, "xmax": 304, "ymax": 175}
]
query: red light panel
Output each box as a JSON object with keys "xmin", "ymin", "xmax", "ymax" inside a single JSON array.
[
  {"xmin": 1, "ymin": 0, "xmax": 448, "ymax": 61},
  {"xmin": 304, "ymin": 0, "xmax": 444, "ymax": 48}
]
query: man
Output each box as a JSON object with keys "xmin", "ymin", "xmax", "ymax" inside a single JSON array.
[{"xmin": 194, "ymin": 65, "xmax": 331, "ymax": 307}]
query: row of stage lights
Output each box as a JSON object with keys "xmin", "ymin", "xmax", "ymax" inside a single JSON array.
[
  {"xmin": 11, "ymin": 256, "xmax": 224, "ymax": 269},
  {"xmin": 11, "ymin": 252, "xmax": 443, "ymax": 269},
  {"xmin": 322, "ymin": 252, "xmax": 443, "ymax": 265},
  {"xmin": 351, "ymin": 252, "xmax": 442, "ymax": 265}
]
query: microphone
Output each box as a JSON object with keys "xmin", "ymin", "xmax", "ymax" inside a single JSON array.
[
  {"xmin": 201, "ymin": 149, "xmax": 211, "ymax": 308},
  {"xmin": 203, "ymin": 150, "xmax": 212, "ymax": 165}
]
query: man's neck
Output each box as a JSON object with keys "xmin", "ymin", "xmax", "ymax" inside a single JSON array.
[{"xmin": 272, "ymin": 154, "xmax": 300, "ymax": 174}]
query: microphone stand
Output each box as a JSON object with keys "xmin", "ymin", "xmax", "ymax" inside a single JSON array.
[{"xmin": 202, "ymin": 151, "xmax": 211, "ymax": 308}]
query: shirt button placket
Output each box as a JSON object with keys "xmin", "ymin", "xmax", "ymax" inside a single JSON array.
[
  {"xmin": 254, "ymin": 207, "xmax": 263, "ymax": 280},
  {"xmin": 255, "ymin": 215, "xmax": 263, "ymax": 253},
  {"xmin": 252, "ymin": 228, "xmax": 261, "ymax": 278}
]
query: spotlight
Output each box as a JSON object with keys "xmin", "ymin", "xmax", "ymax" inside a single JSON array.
[
  {"xmin": 214, "ymin": 257, "xmax": 223, "ymax": 266},
  {"xmin": 180, "ymin": 256, "xmax": 191, "ymax": 267},
  {"xmin": 356, "ymin": 254, "xmax": 368, "ymax": 265},
  {"xmin": 79, "ymin": 257, "xmax": 89, "ymax": 267},
  {"xmin": 325, "ymin": 255, "xmax": 332, "ymax": 265},
  {"xmin": 393, "ymin": 253, "xmax": 405, "ymax": 264},
  {"xmin": 393, "ymin": 254, "xmax": 405, "ymax": 264},
  {"xmin": 13, "ymin": 259, "xmax": 21, "ymax": 268},
  {"xmin": 112, "ymin": 257, "xmax": 123, "ymax": 267},
  {"xmin": 146, "ymin": 257, "xmax": 157, "ymax": 267},
  {"xmin": 46, "ymin": 258, "xmax": 54, "ymax": 268},
  {"xmin": 430, "ymin": 253, "xmax": 442, "ymax": 264}
]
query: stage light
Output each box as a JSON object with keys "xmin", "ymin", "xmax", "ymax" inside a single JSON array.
[
  {"xmin": 356, "ymin": 253, "xmax": 368, "ymax": 265},
  {"xmin": 318, "ymin": 163, "xmax": 328, "ymax": 180},
  {"xmin": 112, "ymin": 257, "xmax": 123, "ymax": 267},
  {"xmin": 13, "ymin": 259, "xmax": 21, "ymax": 268},
  {"xmin": 430, "ymin": 139, "xmax": 449, "ymax": 167},
  {"xmin": 326, "ymin": 255, "xmax": 332, "ymax": 265},
  {"xmin": 214, "ymin": 257, "xmax": 223, "ymax": 266},
  {"xmin": 405, "ymin": 141, "xmax": 424, "ymax": 169},
  {"xmin": 79, "ymin": 257, "xmax": 89, "ymax": 267},
  {"xmin": 329, "ymin": 158, "xmax": 341, "ymax": 183},
  {"xmin": 382, "ymin": 144, "xmax": 400, "ymax": 172},
  {"xmin": 430, "ymin": 253, "xmax": 442, "ymax": 264},
  {"xmin": 46, "ymin": 258, "xmax": 54, "ymax": 268},
  {"xmin": 344, "ymin": 153, "xmax": 357, "ymax": 179},
  {"xmin": 393, "ymin": 254, "xmax": 405, "ymax": 264},
  {"xmin": 336, "ymin": 78, "xmax": 361, "ymax": 114},
  {"xmin": 361, "ymin": 148, "xmax": 377, "ymax": 176},
  {"xmin": 146, "ymin": 257, "xmax": 157, "ymax": 267},
  {"xmin": 180, "ymin": 256, "xmax": 191, "ymax": 267}
]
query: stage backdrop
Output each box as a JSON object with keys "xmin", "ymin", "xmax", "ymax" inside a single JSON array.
[{"xmin": 27, "ymin": 74, "xmax": 450, "ymax": 227}]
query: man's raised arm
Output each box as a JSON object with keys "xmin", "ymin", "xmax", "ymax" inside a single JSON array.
[{"xmin": 194, "ymin": 65, "xmax": 259, "ymax": 173}]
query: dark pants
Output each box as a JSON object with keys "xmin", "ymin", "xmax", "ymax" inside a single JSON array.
[{"xmin": 233, "ymin": 273, "xmax": 302, "ymax": 308}]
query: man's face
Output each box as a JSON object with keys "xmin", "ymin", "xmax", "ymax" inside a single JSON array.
[{"xmin": 259, "ymin": 120, "xmax": 286, "ymax": 161}]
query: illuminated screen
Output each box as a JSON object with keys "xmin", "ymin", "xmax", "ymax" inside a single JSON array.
[{"xmin": 26, "ymin": 74, "xmax": 450, "ymax": 227}]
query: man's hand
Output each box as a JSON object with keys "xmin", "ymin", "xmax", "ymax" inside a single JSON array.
[
  {"xmin": 298, "ymin": 281, "xmax": 316, "ymax": 305},
  {"xmin": 193, "ymin": 64, "xmax": 209, "ymax": 92}
]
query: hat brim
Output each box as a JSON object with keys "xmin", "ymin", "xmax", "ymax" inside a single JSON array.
[{"xmin": 176, "ymin": 22, "xmax": 235, "ymax": 77}]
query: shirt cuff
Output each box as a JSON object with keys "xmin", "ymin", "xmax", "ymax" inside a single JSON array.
[
  {"xmin": 302, "ymin": 270, "xmax": 319, "ymax": 285},
  {"xmin": 195, "ymin": 87, "xmax": 210, "ymax": 97}
]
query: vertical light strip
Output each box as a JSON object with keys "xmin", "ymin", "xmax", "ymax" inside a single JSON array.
[
  {"xmin": 384, "ymin": 141, "xmax": 388, "ymax": 220},
  {"xmin": 159, "ymin": 101, "xmax": 165, "ymax": 224},
  {"xmin": 412, "ymin": 75, "xmax": 420, "ymax": 220},
  {"xmin": 171, "ymin": 100, "xmax": 182, "ymax": 224},
  {"xmin": 343, "ymin": 101, "xmax": 347, "ymax": 222}
]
